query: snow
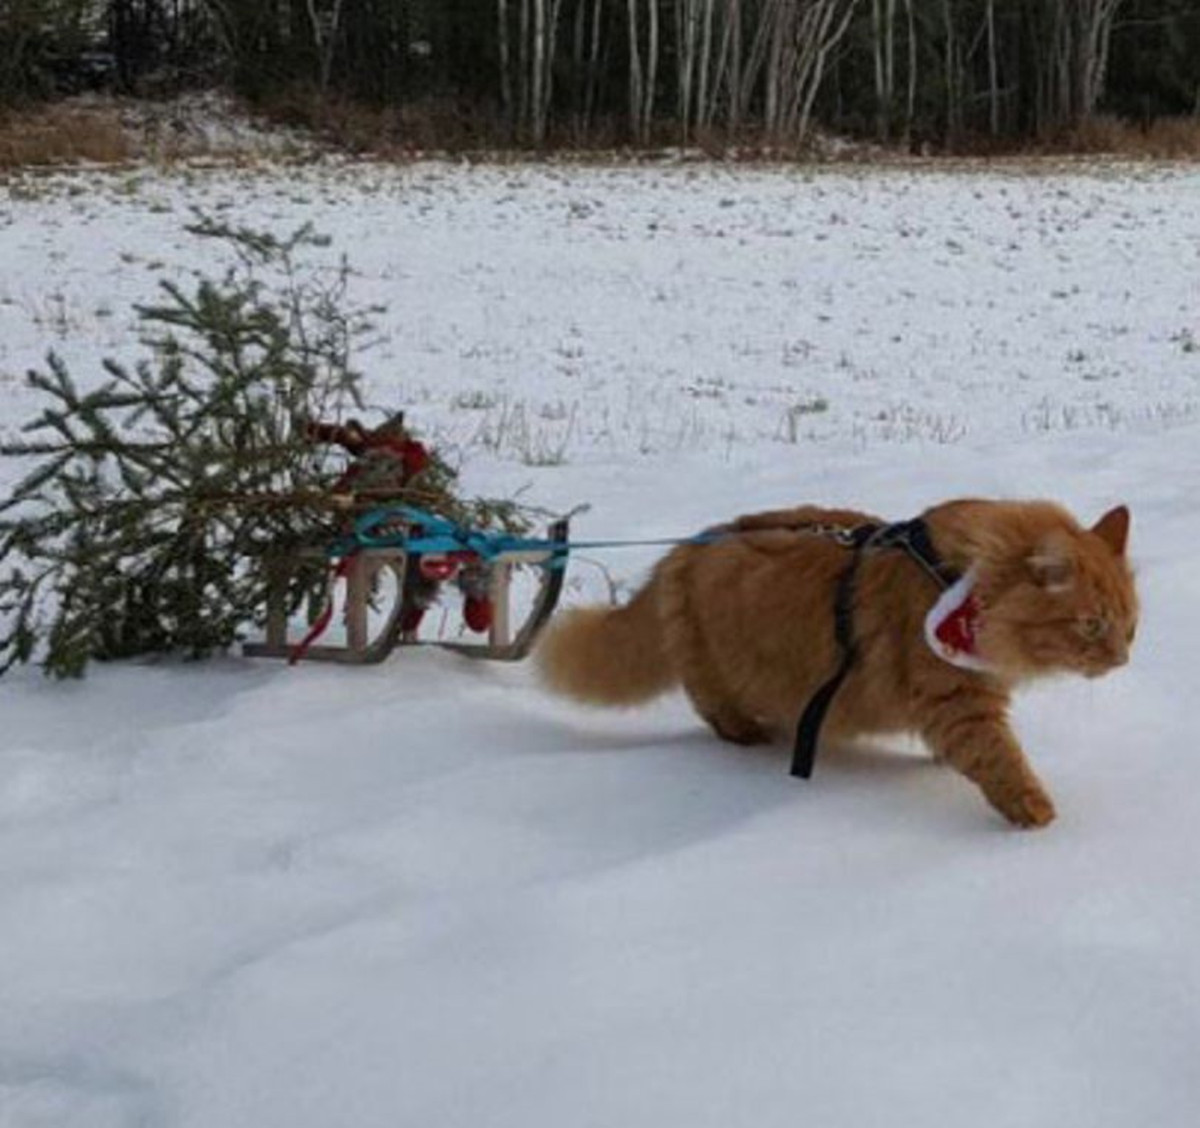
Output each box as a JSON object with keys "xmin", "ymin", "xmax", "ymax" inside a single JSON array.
[{"xmin": 2, "ymin": 159, "xmax": 1200, "ymax": 1127}]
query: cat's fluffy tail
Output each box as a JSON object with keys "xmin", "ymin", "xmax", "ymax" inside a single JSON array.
[{"xmin": 536, "ymin": 578, "xmax": 677, "ymax": 705}]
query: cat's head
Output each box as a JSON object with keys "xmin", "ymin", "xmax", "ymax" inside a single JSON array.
[{"xmin": 975, "ymin": 505, "xmax": 1138, "ymax": 681}]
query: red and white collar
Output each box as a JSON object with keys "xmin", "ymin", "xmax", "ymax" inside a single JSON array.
[{"xmin": 924, "ymin": 569, "xmax": 991, "ymax": 673}]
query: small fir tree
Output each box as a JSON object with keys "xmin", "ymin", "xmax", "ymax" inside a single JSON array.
[{"xmin": 0, "ymin": 218, "xmax": 522, "ymax": 678}]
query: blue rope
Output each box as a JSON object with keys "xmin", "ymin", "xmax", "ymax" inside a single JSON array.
[{"xmin": 327, "ymin": 503, "xmax": 721, "ymax": 567}]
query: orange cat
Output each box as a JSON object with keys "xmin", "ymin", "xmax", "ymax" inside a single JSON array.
[{"xmin": 537, "ymin": 500, "xmax": 1137, "ymax": 828}]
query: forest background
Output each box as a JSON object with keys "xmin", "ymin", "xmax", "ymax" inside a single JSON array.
[{"xmin": 2, "ymin": 1, "xmax": 1199, "ymax": 155}]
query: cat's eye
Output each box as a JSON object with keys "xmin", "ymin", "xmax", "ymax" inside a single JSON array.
[{"xmin": 1078, "ymin": 616, "xmax": 1109, "ymax": 641}]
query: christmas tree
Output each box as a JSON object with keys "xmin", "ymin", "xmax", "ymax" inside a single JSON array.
[{"xmin": 0, "ymin": 218, "xmax": 524, "ymax": 678}]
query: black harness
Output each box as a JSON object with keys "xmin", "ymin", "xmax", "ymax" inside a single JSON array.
[{"xmin": 790, "ymin": 518, "xmax": 961, "ymax": 779}]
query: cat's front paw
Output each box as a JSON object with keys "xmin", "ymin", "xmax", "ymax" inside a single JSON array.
[{"xmin": 992, "ymin": 785, "xmax": 1057, "ymax": 829}]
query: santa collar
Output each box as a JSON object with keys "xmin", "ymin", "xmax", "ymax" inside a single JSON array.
[{"xmin": 924, "ymin": 568, "xmax": 992, "ymax": 673}]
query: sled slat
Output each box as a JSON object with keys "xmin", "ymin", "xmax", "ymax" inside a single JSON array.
[
  {"xmin": 344, "ymin": 554, "xmax": 369, "ymax": 653},
  {"xmin": 490, "ymin": 563, "xmax": 512, "ymax": 648}
]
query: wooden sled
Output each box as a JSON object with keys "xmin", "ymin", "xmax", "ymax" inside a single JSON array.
[{"xmin": 243, "ymin": 517, "xmax": 569, "ymax": 665}]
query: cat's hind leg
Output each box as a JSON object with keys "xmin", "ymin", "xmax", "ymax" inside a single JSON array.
[
  {"xmin": 675, "ymin": 645, "xmax": 770, "ymax": 744},
  {"xmin": 657, "ymin": 550, "xmax": 770, "ymax": 747}
]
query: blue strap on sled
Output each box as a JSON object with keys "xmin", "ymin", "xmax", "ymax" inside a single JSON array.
[{"xmin": 329, "ymin": 503, "xmax": 722, "ymax": 566}]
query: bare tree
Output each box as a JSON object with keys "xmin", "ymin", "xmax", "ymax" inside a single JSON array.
[
  {"xmin": 903, "ymin": 0, "xmax": 916, "ymax": 140},
  {"xmin": 676, "ymin": 0, "xmax": 700, "ymax": 141},
  {"xmin": 939, "ymin": 0, "xmax": 964, "ymax": 144},
  {"xmin": 644, "ymin": 0, "xmax": 660, "ymax": 139},
  {"xmin": 695, "ymin": 0, "xmax": 716, "ymax": 134},
  {"xmin": 985, "ymin": 0, "xmax": 998, "ymax": 135},
  {"xmin": 1031, "ymin": 0, "xmax": 1124, "ymax": 134},
  {"xmin": 626, "ymin": 0, "xmax": 659, "ymax": 142},
  {"xmin": 760, "ymin": 0, "xmax": 862, "ymax": 144},
  {"xmin": 532, "ymin": 0, "xmax": 547, "ymax": 140},
  {"xmin": 871, "ymin": 0, "xmax": 897, "ymax": 139},
  {"xmin": 306, "ymin": 0, "xmax": 346, "ymax": 99},
  {"xmin": 497, "ymin": 0, "xmax": 564, "ymax": 144},
  {"xmin": 498, "ymin": 0, "xmax": 514, "ymax": 120},
  {"xmin": 1076, "ymin": 0, "xmax": 1124, "ymax": 120},
  {"xmin": 569, "ymin": 0, "xmax": 605, "ymax": 137},
  {"xmin": 627, "ymin": 0, "xmax": 643, "ymax": 138},
  {"xmin": 580, "ymin": 0, "xmax": 605, "ymax": 136}
]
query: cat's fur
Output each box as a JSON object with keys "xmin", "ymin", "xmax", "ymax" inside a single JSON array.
[{"xmin": 536, "ymin": 500, "xmax": 1137, "ymax": 828}]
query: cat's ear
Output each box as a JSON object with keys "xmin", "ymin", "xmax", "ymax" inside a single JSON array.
[
  {"xmin": 1091, "ymin": 505, "xmax": 1130, "ymax": 557},
  {"xmin": 1028, "ymin": 543, "xmax": 1074, "ymax": 591}
]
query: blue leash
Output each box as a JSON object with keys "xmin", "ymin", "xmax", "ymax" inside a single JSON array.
[{"xmin": 328, "ymin": 503, "xmax": 721, "ymax": 566}]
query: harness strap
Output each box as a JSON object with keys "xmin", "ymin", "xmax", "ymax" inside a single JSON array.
[
  {"xmin": 865, "ymin": 518, "xmax": 959, "ymax": 588},
  {"xmin": 790, "ymin": 518, "xmax": 958, "ymax": 779}
]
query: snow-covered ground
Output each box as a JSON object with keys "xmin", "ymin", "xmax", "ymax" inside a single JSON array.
[{"xmin": 1, "ymin": 160, "xmax": 1199, "ymax": 1128}]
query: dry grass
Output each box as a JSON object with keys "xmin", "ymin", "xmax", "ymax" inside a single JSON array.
[
  {"xmin": 1065, "ymin": 114, "xmax": 1200, "ymax": 159},
  {"xmin": 267, "ymin": 104, "xmax": 1200, "ymax": 166},
  {"xmin": 258, "ymin": 89, "xmax": 513, "ymax": 156},
  {"xmin": 0, "ymin": 104, "xmax": 130, "ymax": 168},
  {"xmin": 4, "ymin": 93, "xmax": 1200, "ymax": 170}
]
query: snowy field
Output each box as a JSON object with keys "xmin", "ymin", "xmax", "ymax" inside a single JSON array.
[{"xmin": 1, "ymin": 159, "xmax": 1199, "ymax": 1127}]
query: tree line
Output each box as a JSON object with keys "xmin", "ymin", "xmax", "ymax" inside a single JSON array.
[{"xmin": 3, "ymin": 2, "xmax": 1198, "ymax": 148}]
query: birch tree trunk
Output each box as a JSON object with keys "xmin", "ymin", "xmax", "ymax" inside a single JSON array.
[
  {"xmin": 498, "ymin": 0, "xmax": 513, "ymax": 126},
  {"xmin": 306, "ymin": 0, "xmax": 345, "ymax": 98},
  {"xmin": 541, "ymin": 0, "xmax": 565, "ymax": 143},
  {"xmin": 941, "ymin": 0, "xmax": 962, "ymax": 144},
  {"xmin": 676, "ymin": 0, "xmax": 698, "ymax": 143},
  {"xmin": 756, "ymin": 0, "xmax": 861, "ymax": 146},
  {"xmin": 705, "ymin": 0, "xmax": 742, "ymax": 134},
  {"xmin": 572, "ymin": 0, "xmax": 586, "ymax": 132},
  {"xmin": 1035, "ymin": 0, "xmax": 1123, "ymax": 134},
  {"xmin": 626, "ymin": 0, "xmax": 659, "ymax": 143},
  {"xmin": 885, "ymin": 0, "xmax": 895, "ymax": 129},
  {"xmin": 628, "ymin": 0, "xmax": 644, "ymax": 139},
  {"xmin": 904, "ymin": 0, "xmax": 916, "ymax": 141},
  {"xmin": 644, "ymin": 0, "xmax": 660, "ymax": 142},
  {"xmin": 696, "ymin": 0, "xmax": 715, "ymax": 133},
  {"xmin": 986, "ymin": 0, "xmax": 999, "ymax": 135},
  {"xmin": 1080, "ymin": 0, "xmax": 1123, "ymax": 120},
  {"xmin": 792, "ymin": 0, "xmax": 860, "ymax": 143},
  {"xmin": 518, "ymin": 0, "xmax": 531, "ymax": 135},
  {"xmin": 586, "ymin": 0, "xmax": 603, "ymax": 132},
  {"xmin": 531, "ymin": 0, "xmax": 545, "ymax": 142},
  {"xmin": 730, "ymin": 0, "xmax": 744, "ymax": 134},
  {"xmin": 872, "ymin": 0, "xmax": 897, "ymax": 139}
]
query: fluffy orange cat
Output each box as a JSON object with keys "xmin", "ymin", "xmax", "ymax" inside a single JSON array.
[{"xmin": 537, "ymin": 500, "xmax": 1137, "ymax": 828}]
